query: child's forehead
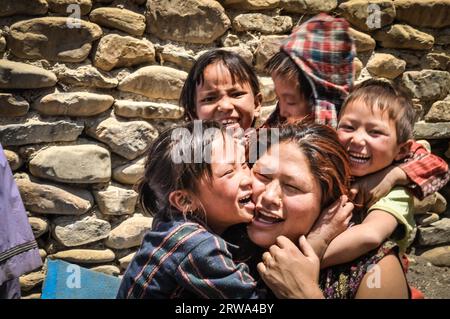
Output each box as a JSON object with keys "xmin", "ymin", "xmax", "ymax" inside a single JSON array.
[
  {"xmin": 343, "ymin": 97, "xmax": 392, "ymax": 120},
  {"xmin": 198, "ymin": 61, "xmax": 249, "ymax": 88}
]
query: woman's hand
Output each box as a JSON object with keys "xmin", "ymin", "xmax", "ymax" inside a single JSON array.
[
  {"xmin": 257, "ymin": 235, "xmax": 324, "ymax": 299},
  {"xmin": 350, "ymin": 165, "xmax": 409, "ymax": 208},
  {"xmin": 307, "ymin": 195, "xmax": 354, "ymax": 259}
]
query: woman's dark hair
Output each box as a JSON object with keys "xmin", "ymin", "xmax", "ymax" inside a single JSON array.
[
  {"xmin": 180, "ymin": 49, "xmax": 261, "ymax": 120},
  {"xmin": 273, "ymin": 121, "xmax": 351, "ymax": 209},
  {"xmin": 137, "ymin": 120, "xmax": 223, "ymax": 219}
]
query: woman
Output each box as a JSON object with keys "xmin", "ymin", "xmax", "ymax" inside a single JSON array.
[{"xmin": 248, "ymin": 122, "xmax": 409, "ymax": 299}]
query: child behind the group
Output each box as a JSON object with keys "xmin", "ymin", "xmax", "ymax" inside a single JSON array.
[
  {"xmin": 321, "ymin": 79, "xmax": 421, "ymax": 268},
  {"xmin": 117, "ymin": 120, "xmax": 264, "ymax": 299},
  {"xmin": 264, "ymin": 13, "xmax": 355, "ymax": 129},
  {"xmin": 180, "ymin": 49, "xmax": 262, "ymax": 132}
]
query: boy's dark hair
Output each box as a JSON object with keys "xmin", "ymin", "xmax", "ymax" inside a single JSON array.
[
  {"xmin": 274, "ymin": 121, "xmax": 351, "ymax": 209},
  {"xmin": 180, "ymin": 49, "xmax": 261, "ymax": 120},
  {"xmin": 138, "ymin": 120, "xmax": 223, "ymax": 220},
  {"xmin": 265, "ymin": 50, "xmax": 314, "ymax": 107},
  {"xmin": 339, "ymin": 79, "xmax": 415, "ymax": 144}
]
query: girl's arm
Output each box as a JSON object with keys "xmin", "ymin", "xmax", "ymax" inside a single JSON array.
[
  {"xmin": 321, "ymin": 210, "xmax": 398, "ymax": 269},
  {"xmin": 355, "ymin": 252, "xmax": 409, "ymax": 299},
  {"xmin": 306, "ymin": 196, "xmax": 354, "ymax": 260}
]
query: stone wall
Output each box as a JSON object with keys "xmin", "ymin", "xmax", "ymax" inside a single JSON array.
[{"xmin": 0, "ymin": 0, "xmax": 449, "ymax": 298}]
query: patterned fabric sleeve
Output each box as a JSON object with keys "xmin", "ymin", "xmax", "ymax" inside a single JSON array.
[
  {"xmin": 319, "ymin": 241, "xmax": 399, "ymax": 299},
  {"xmin": 399, "ymin": 140, "xmax": 450, "ymax": 199},
  {"xmin": 176, "ymin": 235, "xmax": 263, "ymax": 299}
]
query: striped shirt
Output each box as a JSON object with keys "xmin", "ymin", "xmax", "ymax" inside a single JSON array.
[{"xmin": 117, "ymin": 215, "xmax": 264, "ymax": 299}]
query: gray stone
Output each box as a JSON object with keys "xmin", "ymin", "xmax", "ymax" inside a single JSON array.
[
  {"xmin": 0, "ymin": 36, "xmax": 6, "ymax": 53},
  {"xmin": 417, "ymin": 218, "xmax": 450, "ymax": 246},
  {"xmin": 401, "ymin": 70, "xmax": 450, "ymax": 104},
  {"xmin": 349, "ymin": 28, "xmax": 376, "ymax": 52},
  {"xmin": 421, "ymin": 246, "xmax": 450, "ymax": 267},
  {"xmin": 29, "ymin": 145, "xmax": 111, "ymax": 184},
  {"xmin": 53, "ymin": 214, "xmax": 111, "ymax": 247},
  {"xmin": 0, "ymin": 60, "xmax": 57, "ymax": 89},
  {"xmin": 339, "ymin": 0, "xmax": 395, "ymax": 31},
  {"xmin": 259, "ymin": 76, "xmax": 276, "ymax": 103},
  {"xmin": 89, "ymin": 7, "xmax": 146, "ymax": 36},
  {"xmin": 422, "ymin": 52, "xmax": 450, "ymax": 71},
  {"xmin": 112, "ymin": 156, "xmax": 146, "ymax": 185},
  {"xmin": 158, "ymin": 45, "xmax": 196, "ymax": 71},
  {"xmin": 19, "ymin": 270, "xmax": 45, "ymax": 292},
  {"xmin": 0, "ymin": 115, "xmax": 83, "ymax": 146},
  {"xmin": 90, "ymin": 265, "xmax": 120, "ymax": 276},
  {"xmin": 254, "ymin": 35, "xmax": 288, "ymax": 72},
  {"xmin": 414, "ymin": 122, "xmax": 450, "ymax": 139},
  {"xmin": 93, "ymin": 185, "xmax": 138, "ymax": 216},
  {"xmin": 395, "ymin": 0, "xmax": 450, "ymax": 29},
  {"xmin": 220, "ymin": 46, "xmax": 254, "ymax": 66},
  {"xmin": 16, "ymin": 176, "xmax": 94, "ymax": 215},
  {"xmin": 436, "ymin": 28, "xmax": 450, "ymax": 45},
  {"xmin": 255, "ymin": 104, "xmax": 276, "ymax": 127},
  {"xmin": 29, "ymin": 216, "xmax": 49, "ymax": 239},
  {"xmin": 281, "ymin": 0, "xmax": 337, "ymax": 13},
  {"xmin": 8, "ymin": 17, "xmax": 102, "ymax": 62},
  {"xmin": 119, "ymin": 252, "xmax": 135, "ymax": 269},
  {"xmin": 0, "ymin": 93, "xmax": 29, "ymax": 117},
  {"xmin": 39, "ymin": 249, "xmax": 47, "ymax": 260},
  {"xmin": 223, "ymin": 0, "xmax": 280, "ymax": 10},
  {"xmin": 354, "ymin": 57, "xmax": 363, "ymax": 79},
  {"xmin": 47, "ymin": 0, "xmax": 92, "ymax": 15},
  {"xmin": 146, "ymin": 0, "xmax": 230, "ymax": 44},
  {"xmin": 3, "ymin": 149, "xmax": 22, "ymax": 171},
  {"xmin": 54, "ymin": 64, "xmax": 118, "ymax": 89},
  {"xmin": 118, "ymin": 66, "xmax": 187, "ymax": 101},
  {"xmin": 93, "ymin": 34, "xmax": 155, "ymax": 72},
  {"xmin": 425, "ymin": 100, "xmax": 450, "ymax": 122},
  {"xmin": 374, "ymin": 24, "xmax": 434, "ymax": 50},
  {"xmin": 413, "ymin": 192, "xmax": 447, "ymax": 215},
  {"xmin": 105, "ymin": 215, "xmax": 152, "ymax": 249},
  {"xmin": 416, "ymin": 213, "xmax": 440, "ymax": 227},
  {"xmin": 114, "ymin": 100, "xmax": 184, "ymax": 120},
  {"xmin": 0, "ymin": 0, "xmax": 48, "ymax": 17},
  {"xmin": 366, "ymin": 53, "xmax": 406, "ymax": 79},
  {"xmin": 86, "ymin": 116, "xmax": 158, "ymax": 160},
  {"xmin": 50, "ymin": 249, "xmax": 115, "ymax": 264},
  {"xmin": 32, "ymin": 92, "xmax": 114, "ymax": 117},
  {"xmin": 233, "ymin": 14, "xmax": 292, "ymax": 34}
]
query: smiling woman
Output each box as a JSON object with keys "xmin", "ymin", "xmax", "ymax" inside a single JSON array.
[{"xmin": 248, "ymin": 122, "xmax": 410, "ymax": 299}]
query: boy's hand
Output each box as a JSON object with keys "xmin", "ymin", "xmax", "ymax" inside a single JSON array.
[
  {"xmin": 257, "ymin": 236, "xmax": 324, "ymax": 299},
  {"xmin": 307, "ymin": 195, "xmax": 354, "ymax": 259},
  {"xmin": 350, "ymin": 166, "xmax": 409, "ymax": 207}
]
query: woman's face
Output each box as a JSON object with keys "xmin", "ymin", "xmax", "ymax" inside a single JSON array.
[{"xmin": 247, "ymin": 142, "xmax": 322, "ymax": 248}]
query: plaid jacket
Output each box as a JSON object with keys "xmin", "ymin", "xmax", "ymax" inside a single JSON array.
[
  {"xmin": 399, "ymin": 141, "xmax": 449, "ymax": 199},
  {"xmin": 117, "ymin": 214, "xmax": 264, "ymax": 299}
]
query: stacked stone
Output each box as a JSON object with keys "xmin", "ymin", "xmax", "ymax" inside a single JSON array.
[{"xmin": 0, "ymin": 0, "xmax": 449, "ymax": 297}]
